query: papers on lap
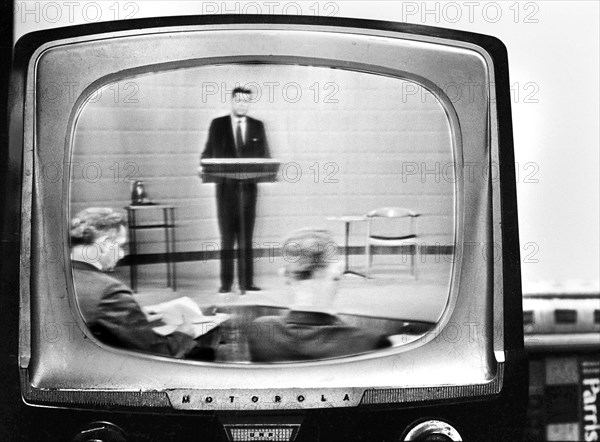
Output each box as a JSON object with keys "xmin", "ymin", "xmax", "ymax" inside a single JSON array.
[{"xmin": 142, "ymin": 296, "xmax": 229, "ymax": 339}]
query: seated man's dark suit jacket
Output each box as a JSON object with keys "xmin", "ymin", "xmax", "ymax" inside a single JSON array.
[
  {"xmin": 248, "ymin": 310, "xmax": 391, "ymax": 362},
  {"xmin": 73, "ymin": 260, "xmax": 199, "ymax": 358},
  {"xmin": 200, "ymin": 115, "xmax": 271, "ymax": 289}
]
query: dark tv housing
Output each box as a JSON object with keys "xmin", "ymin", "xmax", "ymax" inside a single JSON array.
[{"xmin": 3, "ymin": 15, "xmax": 527, "ymax": 441}]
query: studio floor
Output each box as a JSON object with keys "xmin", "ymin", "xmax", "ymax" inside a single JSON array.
[{"xmin": 115, "ymin": 254, "xmax": 454, "ymax": 324}]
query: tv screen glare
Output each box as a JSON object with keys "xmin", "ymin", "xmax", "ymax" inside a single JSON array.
[{"xmin": 5, "ymin": 15, "xmax": 527, "ymax": 441}]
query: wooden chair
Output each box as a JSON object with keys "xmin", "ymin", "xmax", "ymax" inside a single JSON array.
[{"xmin": 365, "ymin": 207, "xmax": 420, "ymax": 278}]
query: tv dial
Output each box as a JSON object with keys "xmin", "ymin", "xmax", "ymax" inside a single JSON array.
[
  {"xmin": 402, "ymin": 419, "xmax": 462, "ymax": 441},
  {"xmin": 72, "ymin": 421, "xmax": 127, "ymax": 442}
]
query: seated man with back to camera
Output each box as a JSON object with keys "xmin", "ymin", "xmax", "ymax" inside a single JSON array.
[
  {"xmin": 248, "ymin": 229, "xmax": 391, "ymax": 362},
  {"xmin": 70, "ymin": 207, "xmax": 216, "ymax": 361}
]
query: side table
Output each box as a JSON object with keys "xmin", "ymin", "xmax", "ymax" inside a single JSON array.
[
  {"xmin": 326, "ymin": 215, "xmax": 367, "ymax": 278},
  {"xmin": 125, "ymin": 204, "xmax": 177, "ymax": 292}
]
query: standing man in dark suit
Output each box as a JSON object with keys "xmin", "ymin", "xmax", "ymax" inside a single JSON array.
[{"xmin": 201, "ymin": 87, "xmax": 271, "ymax": 293}]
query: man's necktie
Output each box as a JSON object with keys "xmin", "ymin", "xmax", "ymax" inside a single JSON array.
[{"xmin": 235, "ymin": 119, "xmax": 244, "ymax": 156}]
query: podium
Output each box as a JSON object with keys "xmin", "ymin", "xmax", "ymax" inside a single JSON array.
[{"xmin": 200, "ymin": 158, "xmax": 279, "ymax": 294}]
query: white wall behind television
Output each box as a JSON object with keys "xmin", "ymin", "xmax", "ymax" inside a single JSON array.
[{"xmin": 14, "ymin": 1, "xmax": 599, "ymax": 287}]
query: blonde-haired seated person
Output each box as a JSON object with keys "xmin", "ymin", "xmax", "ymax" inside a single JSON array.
[
  {"xmin": 71, "ymin": 208, "xmax": 215, "ymax": 361},
  {"xmin": 248, "ymin": 229, "xmax": 391, "ymax": 362}
]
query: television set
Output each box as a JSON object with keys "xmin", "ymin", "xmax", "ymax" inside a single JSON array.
[{"xmin": 3, "ymin": 14, "xmax": 527, "ymax": 441}]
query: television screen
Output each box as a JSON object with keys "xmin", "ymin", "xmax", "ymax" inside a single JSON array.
[
  {"xmin": 70, "ymin": 61, "xmax": 455, "ymax": 362},
  {"xmin": 6, "ymin": 15, "xmax": 527, "ymax": 441}
]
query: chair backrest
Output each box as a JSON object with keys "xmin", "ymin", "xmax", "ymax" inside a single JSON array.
[
  {"xmin": 365, "ymin": 207, "xmax": 419, "ymax": 239},
  {"xmin": 366, "ymin": 207, "xmax": 419, "ymax": 219}
]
